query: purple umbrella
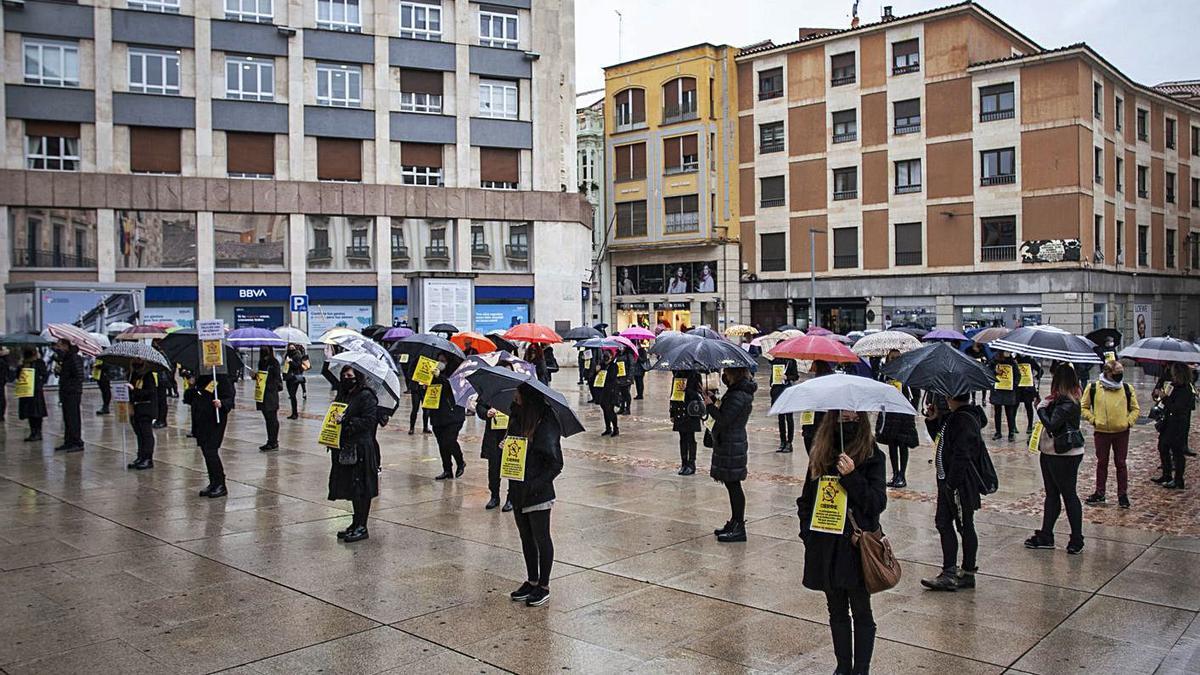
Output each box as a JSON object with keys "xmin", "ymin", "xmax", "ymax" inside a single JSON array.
[
  {"xmin": 380, "ymin": 326, "xmax": 415, "ymax": 342},
  {"xmin": 227, "ymin": 327, "xmax": 286, "ymax": 349},
  {"xmin": 449, "ymin": 352, "xmax": 536, "ymax": 409},
  {"xmin": 922, "ymin": 328, "xmax": 968, "ymax": 343}
]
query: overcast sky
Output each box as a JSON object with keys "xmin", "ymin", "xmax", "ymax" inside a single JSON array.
[{"xmin": 575, "ymin": 0, "xmax": 1200, "ymax": 96}]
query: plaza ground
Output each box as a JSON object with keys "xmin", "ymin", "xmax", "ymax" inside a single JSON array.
[{"xmin": 0, "ymin": 367, "xmax": 1197, "ymax": 674}]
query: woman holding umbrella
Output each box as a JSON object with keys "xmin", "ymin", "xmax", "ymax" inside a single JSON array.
[
  {"xmin": 593, "ymin": 349, "xmax": 620, "ymax": 436},
  {"xmin": 477, "ymin": 363, "xmax": 515, "ymax": 512},
  {"xmin": 668, "ymin": 370, "xmax": 703, "ymax": 475},
  {"xmin": 1154, "ymin": 362, "xmax": 1196, "ymax": 489},
  {"xmin": 17, "ymin": 348, "xmax": 48, "ymax": 441},
  {"xmin": 704, "ymin": 367, "xmax": 757, "ymax": 543},
  {"xmin": 283, "ymin": 343, "xmax": 309, "ymax": 420},
  {"xmin": 186, "ymin": 371, "xmax": 235, "ymax": 497},
  {"xmin": 632, "ymin": 342, "xmax": 651, "ymax": 400},
  {"xmin": 256, "ymin": 346, "xmax": 283, "ymax": 451},
  {"xmin": 1025, "ymin": 364, "xmax": 1086, "ymax": 554},
  {"xmin": 988, "ymin": 350, "xmax": 1019, "ymax": 442},
  {"xmin": 127, "ymin": 358, "xmax": 159, "ymax": 469},
  {"xmin": 328, "ymin": 365, "xmax": 381, "ymax": 542},
  {"xmin": 428, "ymin": 354, "xmax": 467, "ymax": 480},
  {"xmin": 876, "ymin": 349, "xmax": 918, "ymax": 488}
]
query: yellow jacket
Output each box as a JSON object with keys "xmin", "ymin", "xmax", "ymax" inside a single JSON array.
[{"xmin": 1081, "ymin": 381, "xmax": 1139, "ymax": 433}]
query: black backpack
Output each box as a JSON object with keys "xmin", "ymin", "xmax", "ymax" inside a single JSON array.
[
  {"xmin": 1087, "ymin": 382, "xmax": 1135, "ymax": 413},
  {"xmin": 971, "ymin": 437, "xmax": 999, "ymax": 496}
]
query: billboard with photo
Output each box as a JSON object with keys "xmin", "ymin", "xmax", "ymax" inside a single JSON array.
[
  {"xmin": 614, "ymin": 261, "xmax": 716, "ymax": 297},
  {"xmin": 142, "ymin": 306, "xmax": 195, "ymax": 328}
]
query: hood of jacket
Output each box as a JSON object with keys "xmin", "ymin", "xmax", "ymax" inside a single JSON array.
[
  {"xmin": 727, "ymin": 377, "xmax": 758, "ymax": 396},
  {"xmin": 955, "ymin": 403, "xmax": 988, "ymax": 430}
]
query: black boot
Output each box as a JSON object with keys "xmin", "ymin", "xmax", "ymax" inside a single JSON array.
[
  {"xmin": 921, "ymin": 570, "xmax": 959, "ymax": 591},
  {"xmin": 716, "ymin": 521, "xmax": 746, "ymax": 543}
]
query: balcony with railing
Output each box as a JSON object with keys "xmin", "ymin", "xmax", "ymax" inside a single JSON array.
[
  {"xmin": 760, "ymin": 197, "xmax": 785, "ymax": 208},
  {"xmin": 892, "ymin": 63, "xmax": 919, "ymax": 75},
  {"xmin": 14, "ymin": 249, "xmax": 96, "ymax": 268},
  {"xmin": 833, "ymin": 189, "xmax": 858, "ymax": 201},
  {"xmin": 894, "ymin": 121, "xmax": 921, "ymax": 135},
  {"xmin": 758, "ymin": 87, "xmax": 783, "ymax": 101},
  {"xmin": 980, "ymin": 244, "xmax": 1017, "ymax": 262},
  {"xmin": 664, "ymin": 212, "xmax": 700, "ymax": 234},
  {"xmin": 472, "ymin": 243, "xmax": 491, "ymax": 260},
  {"xmin": 504, "ymin": 244, "xmax": 528, "ymax": 261},
  {"xmin": 833, "ymin": 253, "xmax": 858, "ymax": 269},
  {"xmin": 894, "ymin": 251, "xmax": 922, "ymax": 266},
  {"xmin": 661, "ymin": 101, "xmax": 698, "ymax": 125},
  {"xmin": 894, "ymin": 183, "xmax": 921, "ymax": 195},
  {"xmin": 980, "ymin": 109, "xmax": 1014, "ymax": 122},
  {"xmin": 425, "ymin": 245, "xmax": 450, "ymax": 261},
  {"xmin": 664, "ymin": 160, "xmax": 699, "ymax": 175},
  {"xmin": 391, "ymin": 246, "xmax": 409, "ymax": 264},
  {"xmin": 345, "ymin": 245, "xmax": 371, "ymax": 261},
  {"xmin": 980, "ymin": 173, "xmax": 1016, "ymax": 186},
  {"xmin": 832, "ymin": 131, "xmax": 857, "ymax": 144},
  {"xmin": 307, "ymin": 246, "xmax": 332, "ymax": 263}
]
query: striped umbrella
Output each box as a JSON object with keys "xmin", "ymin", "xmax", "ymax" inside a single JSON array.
[
  {"xmin": 45, "ymin": 323, "xmax": 104, "ymax": 356},
  {"xmin": 1118, "ymin": 337, "xmax": 1200, "ymax": 363},
  {"xmin": 117, "ymin": 324, "xmax": 168, "ymax": 341},
  {"xmin": 98, "ymin": 341, "xmax": 171, "ymax": 372},
  {"xmin": 226, "ymin": 327, "xmax": 287, "ymax": 349},
  {"xmin": 851, "ymin": 330, "xmax": 923, "ymax": 357},
  {"xmin": 991, "ymin": 325, "xmax": 1102, "ymax": 364},
  {"xmin": 971, "ymin": 327, "xmax": 1011, "ymax": 344}
]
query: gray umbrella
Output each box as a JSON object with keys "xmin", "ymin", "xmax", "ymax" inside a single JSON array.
[
  {"xmin": 1118, "ymin": 337, "xmax": 1200, "ymax": 363},
  {"xmin": 99, "ymin": 341, "xmax": 171, "ymax": 372}
]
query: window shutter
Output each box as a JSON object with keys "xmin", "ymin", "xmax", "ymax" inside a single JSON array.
[
  {"xmin": 834, "ymin": 227, "xmax": 857, "ymax": 256},
  {"xmin": 895, "ymin": 222, "xmax": 921, "ymax": 253},
  {"xmin": 400, "ymin": 69, "xmax": 443, "ymax": 95},
  {"xmin": 130, "ymin": 126, "xmax": 181, "ymax": 173},
  {"xmin": 402, "ymin": 142, "xmax": 442, "ymax": 168},
  {"xmin": 680, "ymin": 77, "xmax": 696, "ymax": 95},
  {"xmin": 631, "ymin": 89, "xmax": 645, "ymax": 122},
  {"xmin": 663, "ymin": 79, "xmax": 679, "ymax": 104},
  {"xmin": 480, "ymin": 147, "xmax": 518, "ymax": 182},
  {"xmin": 663, "ymin": 136, "xmax": 681, "ymax": 169},
  {"xmin": 761, "ymin": 176, "xmax": 784, "ymax": 201},
  {"xmin": 832, "ymin": 53, "xmax": 854, "ymax": 70},
  {"xmin": 317, "ymin": 137, "xmax": 362, "ymax": 181},
  {"xmin": 26, "ymin": 121, "xmax": 80, "ymax": 138},
  {"xmin": 615, "ymin": 145, "xmax": 631, "ymax": 179},
  {"xmin": 681, "ymin": 134, "xmax": 698, "ymax": 156},
  {"xmin": 226, "ymin": 132, "xmax": 274, "ymax": 175},
  {"xmin": 894, "ymin": 99, "xmax": 920, "ymax": 118},
  {"xmin": 893, "ymin": 39, "xmax": 918, "ymax": 58},
  {"xmin": 632, "ymin": 142, "xmax": 646, "ymax": 178}
]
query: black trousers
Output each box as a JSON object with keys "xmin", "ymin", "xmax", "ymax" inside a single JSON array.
[
  {"xmin": 1039, "ymin": 453, "xmax": 1083, "ymax": 540},
  {"xmin": 888, "ymin": 443, "xmax": 909, "ymax": 477},
  {"xmin": 433, "ymin": 422, "xmax": 465, "ymax": 472},
  {"xmin": 577, "ymin": 361, "xmax": 587, "ymax": 383},
  {"xmin": 201, "ymin": 416, "xmax": 229, "ymax": 486},
  {"xmin": 487, "ymin": 453, "xmax": 503, "ymax": 498},
  {"xmin": 351, "ymin": 496, "xmax": 372, "ymax": 528},
  {"xmin": 678, "ymin": 432, "xmax": 696, "ymax": 467},
  {"xmin": 131, "ymin": 414, "xmax": 155, "ymax": 461},
  {"xmin": 513, "ymin": 508, "xmax": 553, "ymax": 586},
  {"xmin": 1159, "ymin": 437, "xmax": 1189, "ymax": 483},
  {"xmin": 61, "ymin": 392, "xmax": 83, "ymax": 446},
  {"xmin": 286, "ymin": 380, "xmax": 301, "ymax": 416},
  {"xmin": 724, "ymin": 480, "xmax": 745, "ymax": 522},
  {"xmin": 98, "ymin": 377, "xmax": 111, "ymax": 409},
  {"xmin": 634, "ymin": 373, "xmax": 645, "ymax": 398},
  {"xmin": 1021, "ymin": 399, "xmax": 1036, "ymax": 429},
  {"xmin": 156, "ymin": 387, "xmax": 168, "ymax": 424},
  {"xmin": 824, "ymin": 587, "xmax": 875, "ymax": 675},
  {"xmin": 262, "ymin": 409, "xmax": 279, "ymax": 446},
  {"xmin": 777, "ymin": 413, "xmax": 795, "ymax": 444},
  {"xmin": 620, "ymin": 386, "xmax": 631, "ymax": 411},
  {"xmin": 992, "ymin": 404, "xmax": 1017, "ymax": 435},
  {"xmin": 934, "ymin": 481, "xmax": 977, "ymax": 573},
  {"xmin": 601, "ymin": 402, "xmax": 618, "ymax": 432},
  {"xmin": 27, "ymin": 417, "xmax": 43, "ymax": 436},
  {"xmin": 408, "ymin": 390, "xmax": 428, "ymax": 431}
]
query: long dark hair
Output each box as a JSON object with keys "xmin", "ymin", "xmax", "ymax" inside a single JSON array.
[
  {"xmin": 513, "ymin": 384, "xmax": 547, "ymax": 438},
  {"xmin": 1170, "ymin": 362, "xmax": 1192, "ymax": 387},
  {"xmin": 1050, "ymin": 363, "xmax": 1081, "ymax": 400},
  {"xmin": 809, "ymin": 411, "xmax": 874, "ymax": 479}
]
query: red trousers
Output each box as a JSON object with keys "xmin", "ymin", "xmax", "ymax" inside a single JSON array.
[{"xmin": 1093, "ymin": 429, "xmax": 1130, "ymax": 497}]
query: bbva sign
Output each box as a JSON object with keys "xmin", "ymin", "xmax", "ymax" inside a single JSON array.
[{"xmin": 239, "ymin": 289, "xmax": 268, "ymax": 298}]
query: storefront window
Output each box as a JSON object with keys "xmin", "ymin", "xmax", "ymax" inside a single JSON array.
[
  {"xmin": 616, "ymin": 303, "xmax": 651, "ymax": 331},
  {"xmin": 214, "ymin": 214, "xmax": 286, "ymax": 269},
  {"xmin": 306, "ymin": 215, "xmax": 373, "ymax": 270},
  {"xmin": 9, "ymin": 208, "xmax": 98, "ymax": 269},
  {"xmin": 116, "ymin": 210, "xmax": 197, "ymax": 269},
  {"xmin": 960, "ymin": 305, "xmax": 1041, "ymax": 330},
  {"xmin": 883, "ymin": 306, "xmax": 935, "ymax": 330},
  {"xmin": 656, "ymin": 304, "xmax": 692, "ymax": 332}
]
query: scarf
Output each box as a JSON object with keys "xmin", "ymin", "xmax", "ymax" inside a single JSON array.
[{"xmin": 1098, "ymin": 374, "xmax": 1123, "ymax": 391}]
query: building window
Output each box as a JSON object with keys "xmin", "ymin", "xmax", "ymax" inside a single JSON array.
[
  {"xmin": 893, "ymin": 98, "xmax": 920, "ymax": 134},
  {"xmin": 1114, "ymin": 97, "xmax": 1123, "ymax": 130},
  {"xmin": 1166, "ymin": 171, "xmax": 1176, "ymax": 203},
  {"xmin": 128, "ymin": 47, "xmax": 181, "ymax": 95},
  {"xmin": 116, "ymin": 210, "xmax": 196, "ymax": 269},
  {"xmin": 1192, "ymin": 125, "xmax": 1200, "ymax": 156},
  {"xmin": 400, "ymin": 1, "xmax": 441, "ymax": 40},
  {"xmin": 1116, "ymin": 220, "xmax": 1124, "ymax": 263},
  {"xmin": 1116, "ymin": 156, "xmax": 1123, "ymax": 192},
  {"xmin": 760, "ymin": 233, "xmax": 785, "ymax": 272},
  {"xmin": 894, "ymin": 222, "xmax": 922, "ymax": 266},
  {"xmin": 664, "ymin": 194, "xmax": 699, "ymax": 234},
  {"xmin": 894, "ymin": 158, "xmax": 921, "ymax": 194},
  {"xmin": 1137, "ymin": 165, "xmax": 1148, "ymax": 198},
  {"xmin": 1094, "ymin": 146, "xmax": 1102, "ymax": 183},
  {"xmin": 399, "ymin": 68, "xmax": 443, "ymax": 113},
  {"xmin": 316, "ymin": 0, "xmax": 361, "ymax": 31},
  {"xmin": 316, "ymin": 137, "xmax": 361, "ymax": 181},
  {"xmin": 400, "ymin": 142, "xmax": 443, "ymax": 186},
  {"xmin": 1093, "ymin": 214, "xmax": 1103, "ymax": 261},
  {"xmin": 833, "ymin": 227, "xmax": 857, "ymax": 269},
  {"xmin": 979, "ymin": 83, "xmax": 1014, "ymax": 121},
  {"xmin": 758, "ymin": 67, "xmax": 783, "ymax": 100},
  {"xmin": 1166, "ymin": 118, "xmax": 1177, "ymax": 150},
  {"xmin": 226, "ymin": 131, "xmax": 275, "ymax": 177},
  {"xmin": 316, "ymin": 63, "xmax": 362, "ymax": 107},
  {"xmin": 226, "ymin": 55, "xmax": 274, "ymax": 101},
  {"xmin": 25, "ymin": 122, "xmax": 80, "ymax": 171},
  {"xmin": 832, "ymin": 109, "xmax": 857, "ymax": 143},
  {"xmin": 1166, "ymin": 228, "xmax": 1176, "ymax": 267},
  {"xmin": 23, "ymin": 38, "xmax": 80, "ymax": 88},
  {"xmin": 391, "ymin": 225, "xmax": 409, "ymax": 267},
  {"xmin": 1191, "ymin": 233, "xmax": 1200, "ymax": 270},
  {"xmin": 613, "ymin": 142, "xmax": 645, "ymax": 182},
  {"xmin": 663, "ymin": 134, "xmax": 698, "ymax": 174},
  {"xmin": 833, "ymin": 167, "xmax": 858, "ymax": 201},
  {"xmin": 615, "ymin": 201, "xmax": 647, "ymax": 238},
  {"xmin": 306, "ymin": 215, "xmax": 372, "ymax": 269},
  {"xmin": 480, "ymin": 147, "xmax": 519, "ymax": 189},
  {"xmin": 759, "ymin": 121, "xmax": 784, "ymax": 153},
  {"xmin": 1136, "ymin": 108, "xmax": 1148, "ymax": 141},
  {"xmin": 1137, "ymin": 224, "xmax": 1148, "ymax": 266},
  {"xmin": 1192, "ymin": 177, "xmax": 1199, "ymax": 208},
  {"xmin": 127, "ymin": 0, "xmax": 180, "ymax": 13},
  {"xmin": 892, "ymin": 39, "xmax": 919, "ymax": 75},
  {"xmin": 470, "ymin": 225, "xmax": 488, "ymax": 262},
  {"xmin": 225, "ymin": 0, "xmax": 273, "ymax": 22},
  {"xmin": 980, "ymin": 216, "xmax": 1016, "ymax": 262},
  {"xmin": 614, "ymin": 88, "xmax": 645, "ymax": 129},
  {"xmin": 10, "ymin": 209, "xmax": 98, "ymax": 269},
  {"xmin": 980, "ymin": 147, "xmax": 1016, "ymax": 185},
  {"xmin": 760, "ymin": 176, "xmax": 785, "ymax": 207},
  {"xmin": 479, "ymin": 9, "xmax": 518, "ymax": 49},
  {"xmin": 662, "ymin": 77, "xmax": 697, "ymax": 124},
  {"xmin": 214, "ymin": 214, "xmax": 286, "ymax": 269},
  {"xmin": 1092, "ymin": 81, "xmax": 1102, "ymax": 119},
  {"xmin": 479, "ymin": 79, "xmax": 518, "ymax": 119},
  {"xmin": 129, "ymin": 126, "xmax": 181, "ymax": 174},
  {"xmin": 830, "ymin": 52, "xmax": 855, "ymax": 86},
  {"xmin": 506, "ymin": 223, "xmax": 529, "ymax": 265},
  {"xmin": 427, "ymin": 225, "xmax": 450, "ymax": 262}
]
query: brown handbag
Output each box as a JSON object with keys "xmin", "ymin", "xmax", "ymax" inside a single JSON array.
[{"xmin": 848, "ymin": 511, "xmax": 901, "ymax": 593}]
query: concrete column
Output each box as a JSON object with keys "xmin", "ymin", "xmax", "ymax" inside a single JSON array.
[
  {"xmin": 96, "ymin": 209, "xmax": 116, "ymax": 283},
  {"xmin": 196, "ymin": 211, "xmax": 215, "ymax": 319},
  {"xmin": 0, "ymin": 206, "xmax": 8, "ymax": 330},
  {"xmin": 375, "ymin": 215, "xmax": 391, "ymax": 323},
  {"xmin": 287, "ymin": 29, "xmax": 305, "ymax": 180},
  {"xmin": 455, "ymin": 218, "xmax": 471, "ymax": 273},
  {"xmin": 0, "ymin": 14, "xmax": 6, "ymax": 167},
  {"xmin": 289, "ymin": 213, "xmax": 306, "ymax": 293},
  {"xmin": 453, "ymin": 9, "xmax": 471, "ymax": 189},
  {"xmin": 866, "ymin": 296, "xmax": 884, "ymax": 330},
  {"xmin": 373, "ymin": 36, "xmax": 391, "ymax": 182},
  {"xmin": 194, "ymin": 12, "xmax": 214, "ymax": 176},
  {"xmin": 935, "ymin": 295, "xmax": 955, "ymax": 330},
  {"xmin": 94, "ymin": 6, "xmax": 114, "ymax": 172}
]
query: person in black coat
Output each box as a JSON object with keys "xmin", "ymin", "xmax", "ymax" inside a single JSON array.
[
  {"xmin": 94, "ymin": 358, "xmax": 116, "ymax": 415},
  {"xmin": 617, "ymin": 348, "xmax": 634, "ymax": 415},
  {"xmin": 988, "ymin": 351, "xmax": 1019, "ymax": 442},
  {"xmin": 770, "ymin": 356, "xmax": 800, "ymax": 453},
  {"xmin": 633, "ymin": 344, "xmax": 651, "ymax": 400},
  {"xmin": 51, "ymin": 340, "xmax": 85, "ymax": 451},
  {"xmin": 1025, "ymin": 365, "xmax": 1086, "ymax": 554},
  {"xmin": 427, "ymin": 354, "xmax": 466, "ymax": 480},
  {"xmin": 255, "ymin": 346, "xmax": 283, "ymax": 451},
  {"xmin": 1015, "ymin": 354, "xmax": 1043, "ymax": 435},
  {"xmin": 705, "ymin": 367, "xmax": 756, "ymax": 543},
  {"xmin": 127, "ymin": 360, "xmax": 158, "ymax": 469},
  {"xmin": 543, "ymin": 346, "xmax": 558, "ymax": 384},
  {"xmin": 17, "ymin": 349, "xmax": 48, "ymax": 441},
  {"xmin": 668, "ymin": 371, "xmax": 703, "ymax": 475},
  {"xmin": 797, "ymin": 411, "xmax": 887, "ymax": 675},
  {"xmin": 283, "ymin": 344, "xmax": 309, "ymax": 420},
  {"xmin": 965, "ymin": 343, "xmax": 989, "ymax": 406},
  {"xmin": 478, "ymin": 399, "xmax": 513, "ymax": 512},
  {"xmin": 0, "ymin": 349, "xmax": 12, "ymax": 419},
  {"xmin": 505, "ymin": 384, "xmax": 565, "ymax": 607},
  {"xmin": 576, "ymin": 346, "xmax": 591, "ymax": 385},
  {"xmin": 406, "ymin": 375, "xmax": 430, "ymax": 435},
  {"xmin": 876, "ymin": 350, "xmax": 918, "ymax": 487},
  {"xmin": 1154, "ymin": 362, "xmax": 1196, "ymax": 489},
  {"xmin": 593, "ymin": 350, "xmax": 621, "ymax": 436},
  {"xmin": 801, "ymin": 361, "xmax": 834, "ymax": 454},
  {"xmin": 151, "ymin": 339, "xmax": 171, "ymax": 429},
  {"xmin": 186, "ymin": 371, "xmax": 235, "ymax": 497},
  {"xmin": 921, "ymin": 395, "xmax": 986, "ymax": 591},
  {"xmin": 524, "ymin": 345, "xmax": 550, "ymax": 385},
  {"xmin": 327, "ymin": 366, "xmax": 381, "ymax": 542}
]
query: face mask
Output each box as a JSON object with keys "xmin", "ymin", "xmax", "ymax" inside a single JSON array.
[
  {"xmin": 1111, "ymin": 373, "xmax": 1123, "ymax": 382},
  {"xmin": 435, "ymin": 361, "xmax": 446, "ymax": 374}
]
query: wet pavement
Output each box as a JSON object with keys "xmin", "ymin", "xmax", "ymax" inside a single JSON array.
[{"xmin": 0, "ymin": 367, "xmax": 1197, "ymax": 674}]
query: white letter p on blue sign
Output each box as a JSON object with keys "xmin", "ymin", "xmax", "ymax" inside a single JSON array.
[{"xmin": 290, "ymin": 294, "xmax": 309, "ymax": 312}]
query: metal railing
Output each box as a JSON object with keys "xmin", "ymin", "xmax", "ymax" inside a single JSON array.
[
  {"xmin": 471, "ymin": 243, "xmax": 491, "ymax": 258},
  {"xmin": 391, "ymin": 246, "xmax": 409, "ymax": 263},
  {"xmin": 833, "ymin": 254, "xmax": 858, "ymax": 269},
  {"xmin": 980, "ymin": 244, "xmax": 1017, "ymax": 262},
  {"xmin": 894, "ymin": 251, "xmax": 922, "ymax": 266},
  {"xmin": 760, "ymin": 197, "xmax": 785, "ymax": 207},
  {"xmin": 345, "ymin": 246, "xmax": 371, "ymax": 259},
  {"xmin": 504, "ymin": 244, "xmax": 528, "ymax": 260},
  {"xmin": 832, "ymin": 131, "xmax": 857, "ymax": 144},
  {"xmin": 831, "ymin": 74, "xmax": 855, "ymax": 86},
  {"xmin": 425, "ymin": 245, "xmax": 450, "ymax": 261},
  {"xmin": 892, "ymin": 63, "xmax": 919, "ymax": 75},
  {"xmin": 980, "ymin": 109, "xmax": 1014, "ymax": 122},
  {"xmin": 13, "ymin": 250, "xmax": 96, "ymax": 268},
  {"xmin": 758, "ymin": 88, "xmax": 783, "ymax": 101},
  {"xmin": 894, "ymin": 122, "xmax": 921, "ymax": 135},
  {"xmin": 833, "ymin": 189, "xmax": 858, "ymax": 201},
  {"xmin": 307, "ymin": 246, "xmax": 332, "ymax": 261},
  {"xmin": 895, "ymin": 184, "xmax": 921, "ymax": 195},
  {"xmin": 662, "ymin": 102, "xmax": 698, "ymax": 124},
  {"xmin": 980, "ymin": 174, "xmax": 1016, "ymax": 186}
]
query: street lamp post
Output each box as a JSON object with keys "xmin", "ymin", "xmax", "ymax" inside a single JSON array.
[{"xmin": 809, "ymin": 228, "xmax": 822, "ymax": 329}]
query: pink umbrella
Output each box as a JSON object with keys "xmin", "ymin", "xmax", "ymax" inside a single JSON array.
[
  {"xmin": 45, "ymin": 323, "xmax": 104, "ymax": 357},
  {"xmin": 620, "ymin": 326, "xmax": 656, "ymax": 341},
  {"xmin": 611, "ymin": 335, "xmax": 639, "ymax": 354},
  {"xmin": 806, "ymin": 326, "xmax": 833, "ymax": 336}
]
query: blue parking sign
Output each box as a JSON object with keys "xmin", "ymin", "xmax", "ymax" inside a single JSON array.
[{"xmin": 290, "ymin": 294, "xmax": 309, "ymax": 312}]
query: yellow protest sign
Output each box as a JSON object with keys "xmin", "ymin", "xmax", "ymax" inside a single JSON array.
[
  {"xmin": 14, "ymin": 368, "xmax": 35, "ymax": 398},
  {"xmin": 412, "ymin": 355, "xmax": 438, "ymax": 386},
  {"xmin": 1018, "ymin": 363, "xmax": 1034, "ymax": 388},
  {"xmin": 583, "ymin": 354, "xmax": 592, "ymax": 367},
  {"xmin": 319, "ymin": 402, "xmax": 348, "ymax": 448},
  {"xmin": 91, "ymin": 365, "xmax": 102, "ymax": 380},
  {"xmin": 499, "ymin": 435, "xmax": 528, "ymax": 480},
  {"xmin": 994, "ymin": 364, "xmax": 1014, "ymax": 391},
  {"xmin": 201, "ymin": 340, "xmax": 224, "ymax": 369},
  {"xmin": 491, "ymin": 412, "xmax": 509, "ymax": 430},
  {"xmin": 889, "ymin": 379, "xmax": 903, "ymax": 392},
  {"xmin": 670, "ymin": 378, "xmax": 687, "ymax": 402},
  {"xmin": 1028, "ymin": 420, "xmax": 1044, "ymax": 454},
  {"xmin": 1104, "ymin": 351, "xmax": 1116, "ymax": 363},
  {"xmin": 282, "ymin": 361, "xmax": 290, "ymax": 375},
  {"xmin": 810, "ymin": 475, "xmax": 849, "ymax": 535},
  {"xmin": 422, "ymin": 383, "xmax": 443, "ymax": 409},
  {"xmin": 205, "ymin": 380, "xmax": 216, "ymax": 394},
  {"xmin": 771, "ymin": 364, "xmax": 786, "ymax": 385},
  {"xmin": 593, "ymin": 370, "xmax": 607, "ymax": 388},
  {"xmin": 705, "ymin": 415, "xmax": 716, "ymax": 431},
  {"xmin": 616, "ymin": 361, "xmax": 626, "ymax": 378},
  {"xmin": 254, "ymin": 371, "xmax": 267, "ymax": 403},
  {"xmin": 800, "ymin": 410, "xmax": 815, "ymax": 425}
]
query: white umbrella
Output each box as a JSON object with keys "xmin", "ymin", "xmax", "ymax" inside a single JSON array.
[
  {"xmin": 330, "ymin": 334, "xmax": 398, "ymax": 373},
  {"xmin": 318, "ymin": 327, "xmax": 360, "ymax": 345},
  {"xmin": 328, "ymin": 351, "xmax": 401, "ymax": 409},
  {"xmin": 88, "ymin": 332, "xmax": 112, "ymax": 348},
  {"xmin": 106, "ymin": 321, "xmax": 133, "ymax": 334},
  {"xmin": 769, "ymin": 374, "xmax": 917, "ymax": 416},
  {"xmin": 274, "ymin": 326, "xmax": 310, "ymax": 345},
  {"xmin": 851, "ymin": 330, "xmax": 923, "ymax": 357}
]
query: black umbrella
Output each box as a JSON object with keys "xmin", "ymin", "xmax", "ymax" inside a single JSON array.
[
  {"xmin": 686, "ymin": 326, "xmax": 726, "ymax": 341},
  {"xmin": 652, "ymin": 334, "xmax": 756, "ymax": 372},
  {"xmin": 890, "ymin": 325, "xmax": 929, "ymax": 338},
  {"xmin": 484, "ymin": 330, "xmax": 520, "ymax": 354},
  {"xmin": 158, "ymin": 329, "xmax": 245, "ymax": 373},
  {"xmin": 561, "ymin": 326, "xmax": 603, "ymax": 341},
  {"xmin": 880, "ymin": 343, "xmax": 995, "ymax": 397},
  {"xmin": 1118, "ymin": 337, "xmax": 1200, "ymax": 363},
  {"xmin": 776, "ymin": 324, "xmax": 798, "ymax": 332},
  {"xmin": 1086, "ymin": 328, "xmax": 1122, "ymax": 348},
  {"xmin": 467, "ymin": 365, "xmax": 584, "ymax": 436},
  {"xmin": 429, "ymin": 323, "xmax": 459, "ymax": 335},
  {"xmin": 991, "ymin": 326, "xmax": 1101, "ymax": 364},
  {"xmin": 391, "ymin": 333, "xmax": 465, "ymax": 376},
  {"xmin": 361, "ymin": 324, "xmax": 388, "ymax": 341}
]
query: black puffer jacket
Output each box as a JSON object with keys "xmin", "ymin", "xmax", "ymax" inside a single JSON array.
[
  {"xmin": 875, "ymin": 380, "xmax": 918, "ymax": 448},
  {"xmin": 928, "ymin": 404, "xmax": 987, "ymax": 510},
  {"xmin": 797, "ymin": 444, "xmax": 887, "ymax": 591},
  {"xmin": 1158, "ymin": 383, "xmax": 1196, "ymax": 450},
  {"xmin": 1038, "ymin": 394, "xmax": 1083, "ymax": 455},
  {"xmin": 507, "ymin": 410, "xmax": 564, "ymax": 509},
  {"xmin": 426, "ymin": 374, "xmax": 465, "ymax": 428},
  {"xmin": 668, "ymin": 371, "xmax": 703, "ymax": 433},
  {"xmin": 707, "ymin": 377, "xmax": 757, "ymax": 482}
]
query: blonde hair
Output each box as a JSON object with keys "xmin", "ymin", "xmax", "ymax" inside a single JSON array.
[{"xmin": 808, "ymin": 412, "xmax": 874, "ymax": 479}]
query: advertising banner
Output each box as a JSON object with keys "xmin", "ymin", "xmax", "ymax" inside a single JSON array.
[
  {"xmin": 142, "ymin": 306, "xmax": 195, "ymax": 328},
  {"xmin": 474, "ymin": 304, "xmax": 529, "ymax": 334},
  {"xmin": 307, "ymin": 305, "xmax": 373, "ymax": 340}
]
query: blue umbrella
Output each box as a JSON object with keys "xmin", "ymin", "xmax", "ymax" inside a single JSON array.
[{"xmin": 226, "ymin": 327, "xmax": 286, "ymax": 349}]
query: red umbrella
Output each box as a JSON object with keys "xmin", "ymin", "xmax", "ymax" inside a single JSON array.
[
  {"xmin": 450, "ymin": 331, "xmax": 496, "ymax": 354},
  {"xmin": 503, "ymin": 323, "xmax": 562, "ymax": 344},
  {"xmin": 769, "ymin": 335, "xmax": 859, "ymax": 362}
]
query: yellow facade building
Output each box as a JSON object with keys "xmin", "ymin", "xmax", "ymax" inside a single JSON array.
[{"xmin": 602, "ymin": 44, "xmax": 742, "ymax": 332}]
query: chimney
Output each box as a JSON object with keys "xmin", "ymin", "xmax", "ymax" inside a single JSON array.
[
  {"xmin": 850, "ymin": 0, "xmax": 859, "ymax": 28},
  {"xmin": 882, "ymin": 5, "xmax": 894, "ymax": 21}
]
